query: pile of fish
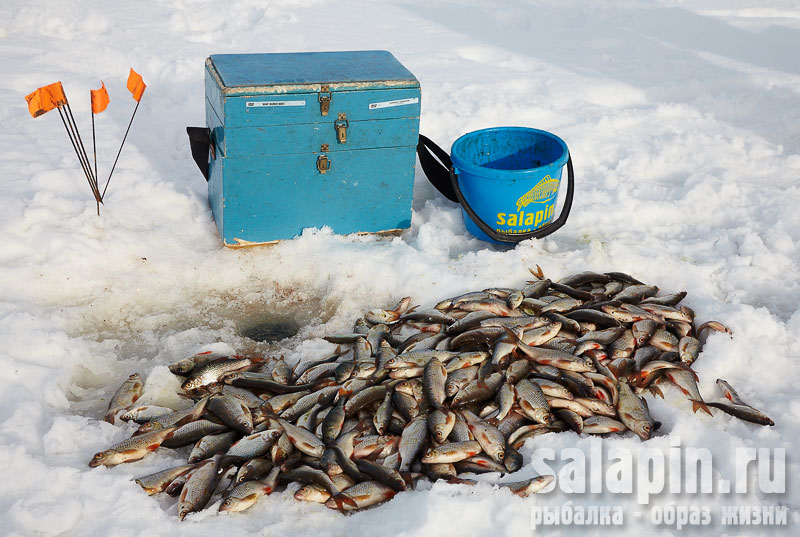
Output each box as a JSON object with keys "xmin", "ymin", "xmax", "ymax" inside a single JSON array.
[{"xmin": 89, "ymin": 268, "xmax": 774, "ymax": 520}]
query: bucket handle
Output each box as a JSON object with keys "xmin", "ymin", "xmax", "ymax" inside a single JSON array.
[{"xmin": 417, "ymin": 134, "xmax": 575, "ymax": 243}]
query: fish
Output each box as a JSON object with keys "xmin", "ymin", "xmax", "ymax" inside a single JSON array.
[
  {"xmin": 460, "ymin": 409, "xmax": 506, "ymax": 463},
  {"xmin": 514, "ymin": 379, "xmax": 552, "ymax": 424},
  {"xmin": 189, "ymin": 431, "xmax": 239, "ymax": 463},
  {"xmin": 354, "ymin": 459, "xmax": 406, "ymax": 491},
  {"xmin": 421, "ymin": 441, "xmax": 483, "ymax": 463},
  {"xmin": 275, "ymin": 418, "xmax": 326, "ymax": 457},
  {"xmin": 423, "ymin": 357, "xmax": 447, "ymax": 409},
  {"xmin": 616, "ymin": 379, "xmax": 655, "ymax": 441},
  {"xmin": 168, "ymin": 351, "xmax": 228, "ymax": 376},
  {"xmin": 501, "ymin": 475, "xmax": 555, "ymax": 497},
  {"xmin": 225, "ymin": 430, "xmax": 282, "ymax": 459},
  {"xmin": 716, "ymin": 378, "xmax": 747, "ymax": 405},
  {"xmin": 582, "ymin": 416, "xmax": 627, "ymax": 434},
  {"xmin": 178, "ymin": 455, "xmax": 225, "ymax": 520},
  {"xmin": 182, "ymin": 358, "xmax": 252, "ymax": 391},
  {"xmin": 427, "ymin": 408, "xmax": 456, "ymax": 442},
  {"xmin": 218, "ymin": 477, "xmax": 275, "ymax": 513},
  {"xmin": 321, "ymin": 396, "xmax": 347, "ymax": 444},
  {"xmin": 118, "ymin": 404, "xmax": 172, "ymax": 423},
  {"xmin": 451, "ymin": 372, "xmax": 504, "ymax": 406},
  {"xmin": 135, "ymin": 396, "xmax": 209, "ymax": 435},
  {"xmin": 161, "ymin": 419, "xmax": 229, "ymax": 449},
  {"xmin": 235, "ymin": 457, "xmax": 273, "ymax": 485},
  {"xmin": 325, "ymin": 480, "xmax": 396, "ymax": 512},
  {"xmin": 208, "ymin": 394, "xmax": 254, "ymax": 434},
  {"xmin": 398, "ymin": 414, "xmax": 428, "ymax": 472},
  {"xmin": 664, "ymin": 370, "xmax": 712, "ymax": 415},
  {"xmin": 89, "ymin": 426, "xmax": 179, "ymax": 467},
  {"xmin": 104, "ymin": 373, "xmax": 143, "ymax": 424},
  {"xmin": 697, "ymin": 400, "xmax": 774, "ymax": 426},
  {"xmin": 134, "ymin": 463, "xmax": 196, "ymax": 495},
  {"xmin": 281, "ymin": 465, "xmax": 343, "ymax": 497},
  {"xmin": 99, "ymin": 267, "xmax": 771, "ymax": 520}
]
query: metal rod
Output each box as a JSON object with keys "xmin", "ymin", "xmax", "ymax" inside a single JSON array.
[
  {"xmin": 62, "ymin": 103, "xmax": 98, "ymax": 195},
  {"xmin": 102, "ymin": 98, "xmax": 140, "ymax": 200},
  {"xmin": 91, "ymin": 106, "xmax": 98, "ymax": 184},
  {"xmin": 57, "ymin": 106, "xmax": 101, "ymax": 202},
  {"xmin": 92, "ymin": 105, "xmax": 99, "ymax": 215},
  {"xmin": 64, "ymin": 101, "xmax": 99, "ymax": 195}
]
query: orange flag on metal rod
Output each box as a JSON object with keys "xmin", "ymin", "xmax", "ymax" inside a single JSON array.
[
  {"xmin": 91, "ymin": 81, "xmax": 110, "ymax": 114},
  {"xmin": 25, "ymin": 81, "xmax": 68, "ymax": 118},
  {"xmin": 126, "ymin": 68, "xmax": 146, "ymax": 102}
]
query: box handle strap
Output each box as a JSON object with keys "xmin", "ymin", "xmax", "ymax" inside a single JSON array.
[
  {"xmin": 416, "ymin": 134, "xmax": 574, "ymax": 243},
  {"xmin": 187, "ymin": 127, "xmax": 212, "ymax": 181},
  {"xmin": 417, "ymin": 134, "xmax": 458, "ymax": 202}
]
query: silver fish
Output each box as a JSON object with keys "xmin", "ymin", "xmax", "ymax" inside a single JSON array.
[{"xmin": 104, "ymin": 373, "xmax": 143, "ymax": 424}]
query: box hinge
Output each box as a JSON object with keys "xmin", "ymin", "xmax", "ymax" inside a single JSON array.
[
  {"xmin": 334, "ymin": 113, "xmax": 349, "ymax": 144},
  {"xmin": 317, "ymin": 153, "xmax": 330, "ymax": 174},
  {"xmin": 318, "ymin": 85, "xmax": 331, "ymax": 116}
]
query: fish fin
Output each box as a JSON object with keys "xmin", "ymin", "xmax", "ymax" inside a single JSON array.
[
  {"xmin": 689, "ymin": 399, "xmax": 713, "ymax": 416},
  {"xmin": 501, "ymin": 326, "xmax": 525, "ymax": 348},
  {"xmin": 648, "ymin": 385, "xmax": 665, "ymax": 399},
  {"xmin": 529, "ymin": 265, "xmax": 544, "ymax": 280},
  {"xmin": 402, "ymin": 305, "xmax": 420, "ymax": 315},
  {"xmin": 147, "ymin": 444, "xmax": 160, "ymax": 453},
  {"xmin": 333, "ymin": 493, "xmax": 358, "ymax": 513},
  {"xmin": 174, "ymin": 414, "xmax": 196, "ymax": 428}
]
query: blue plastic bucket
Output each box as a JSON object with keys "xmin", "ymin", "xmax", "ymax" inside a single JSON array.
[{"xmin": 449, "ymin": 127, "xmax": 573, "ymax": 243}]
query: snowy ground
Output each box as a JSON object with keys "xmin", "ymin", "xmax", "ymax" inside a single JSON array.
[{"xmin": 1, "ymin": 0, "xmax": 799, "ymax": 535}]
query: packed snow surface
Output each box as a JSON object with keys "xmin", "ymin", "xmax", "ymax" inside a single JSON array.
[{"xmin": 1, "ymin": 0, "xmax": 799, "ymax": 535}]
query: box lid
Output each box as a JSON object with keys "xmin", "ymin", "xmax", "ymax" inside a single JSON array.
[{"xmin": 208, "ymin": 51, "xmax": 419, "ymax": 95}]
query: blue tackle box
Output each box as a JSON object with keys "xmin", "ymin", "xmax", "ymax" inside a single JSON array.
[{"xmin": 201, "ymin": 51, "xmax": 421, "ymax": 246}]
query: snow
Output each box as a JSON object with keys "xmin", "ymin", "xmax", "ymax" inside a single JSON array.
[{"xmin": 1, "ymin": 0, "xmax": 799, "ymax": 535}]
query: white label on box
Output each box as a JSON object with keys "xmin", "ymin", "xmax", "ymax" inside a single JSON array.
[
  {"xmin": 369, "ymin": 97, "xmax": 419, "ymax": 110},
  {"xmin": 246, "ymin": 100, "xmax": 306, "ymax": 108}
]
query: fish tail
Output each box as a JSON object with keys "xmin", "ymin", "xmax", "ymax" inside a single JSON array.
[{"xmin": 689, "ymin": 399, "xmax": 713, "ymax": 416}]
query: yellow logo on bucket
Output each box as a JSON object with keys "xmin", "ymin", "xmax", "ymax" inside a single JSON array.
[
  {"xmin": 496, "ymin": 204, "xmax": 554, "ymax": 231},
  {"xmin": 494, "ymin": 175, "xmax": 560, "ymax": 232},
  {"xmin": 515, "ymin": 175, "xmax": 560, "ymax": 212}
]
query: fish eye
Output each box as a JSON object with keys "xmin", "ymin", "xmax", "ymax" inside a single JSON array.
[
  {"xmin": 497, "ymin": 451, "xmax": 505, "ymax": 460},
  {"xmin": 95, "ymin": 452, "xmax": 105, "ymax": 460}
]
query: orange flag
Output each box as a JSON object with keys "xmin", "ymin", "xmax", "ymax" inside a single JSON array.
[
  {"xmin": 91, "ymin": 81, "xmax": 110, "ymax": 114},
  {"xmin": 25, "ymin": 81, "xmax": 68, "ymax": 118},
  {"xmin": 126, "ymin": 68, "xmax": 146, "ymax": 102}
]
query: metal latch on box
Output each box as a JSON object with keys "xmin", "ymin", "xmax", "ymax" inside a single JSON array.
[
  {"xmin": 317, "ymin": 145, "xmax": 330, "ymax": 173},
  {"xmin": 335, "ymin": 113, "xmax": 348, "ymax": 143},
  {"xmin": 318, "ymin": 85, "xmax": 331, "ymax": 116}
]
